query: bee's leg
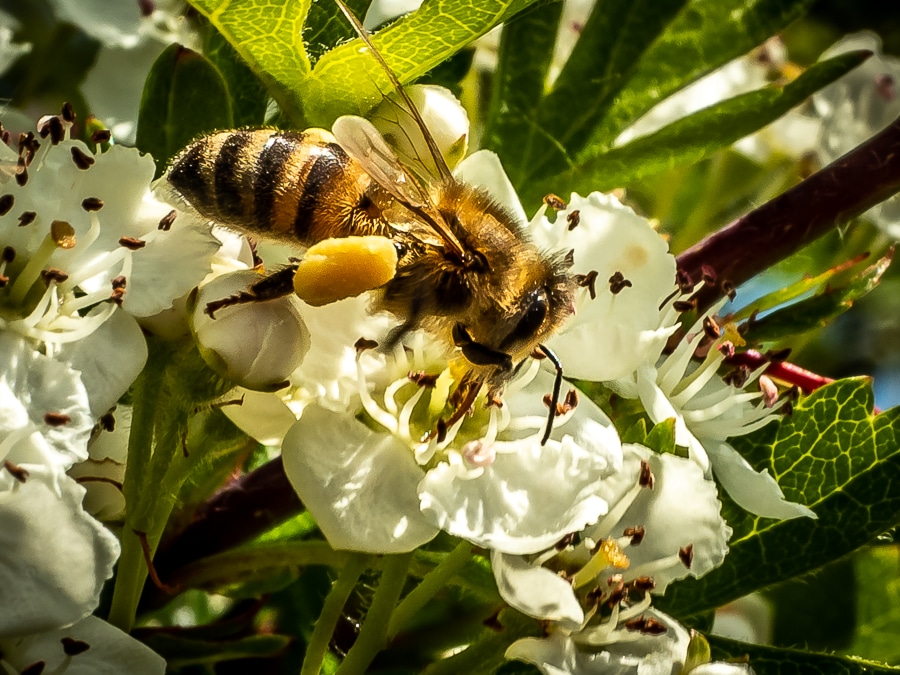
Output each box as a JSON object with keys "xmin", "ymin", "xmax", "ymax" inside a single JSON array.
[
  {"xmin": 205, "ymin": 264, "xmax": 299, "ymax": 318},
  {"xmin": 451, "ymin": 323, "xmax": 513, "ymax": 372},
  {"xmin": 537, "ymin": 344, "xmax": 564, "ymax": 446}
]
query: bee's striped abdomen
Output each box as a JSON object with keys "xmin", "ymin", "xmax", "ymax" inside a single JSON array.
[{"xmin": 167, "ymin": 128, "xmax": 369, "ymax": 246}]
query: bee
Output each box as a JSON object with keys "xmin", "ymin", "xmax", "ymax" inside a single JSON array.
[{"xmin": 166, "ymin": 1, "xmax": 577, "ymax": 443}]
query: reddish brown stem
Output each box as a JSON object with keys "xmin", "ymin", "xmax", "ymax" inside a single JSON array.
[
  {"xmin": 677, "ymin": 115, "xmax": 900, "ymax": 311},
  {"xmin": 725, "ymin": 349, "xmax": 834, "ymax": 394}
]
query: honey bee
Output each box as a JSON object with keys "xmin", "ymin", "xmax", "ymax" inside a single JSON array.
[{"xmin": 166, "ymin": 1, "xmax": 577, "ymax": 442}]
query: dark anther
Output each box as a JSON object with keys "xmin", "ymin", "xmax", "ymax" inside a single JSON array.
[
  {"xmin": 566, "ymin": 209, "xmax": 581, "ymax": 230},
  {"xmin": 766, "ymin": 347, "xmax": 792, "ymax": 362},
  {"xmin": 575, "ymin": 270, "xmax": 599, "ymax": 300},
  {"xmin": 672, "ymin": 299, "xmax": 695, "ymax": 312},
  {"xmin": 0, "ymin": 276, "xmax": 7, "ymax": 287},
  {"xmin": 2, "ymin": 246, "xmax": 15, "ymax": 263},
  {"xmin": 702, "ymin": 315, "xmax": 721, "ymax": 340},
  {"xmin": 563, "ymin": 388, "xmax": 578, "ymax": 411},
  {"xmin": 100, "ymin": 411, "xmax": 116, "ymax": 432},
  {"xmin": 15, "ymin": 166, "xmax": 28, "ymax": 186},
  {"xmin": 606, "ymin": 584, "xmax": 626, "ymax": 607},
  {"xmin": 723, "ymin": 365, "xmax": 751, "ymax": 388},
  {"xmin": 61, "ymin": 102, "xmax": 76, "ymax": 123},
  {"xmin": 638, "ymin": 460, "xmax": 654, "ymax": 488},
  {"xmin": 44, "ymin": 412, "xmax": 72, "ymax": 427},
  {"xmin": 717, "ymin": 341, "xmax": 735, "ymax": 359},
  {"xmin": 81, "ymin": 197, "xmax": 104, "ymax": 211},
  {"xmin": 721, "ymin": 279, "xmax": 737, "ymax": 300},
  {"xmin": 60, "ymin": 637, "xmax": 91, "ymax": 656},
  {"xmin": 408, "ymin": 371, "xmax": 438, "ymax": 387},
  {"xmin": 543, "ymin": 193, "xmax": 566, "ymax": 210},
  {"xmin": 118, "ymin": 236, "xmax": 146, "ymax": 250},
  {"xmin": 354, "ymin": 337, "xmax": 378, "ymax": 353},
  {"xmin": 48, "ymin": 115, "xmax": 66, "ymax": 145},
  {"xmin": 555, "ymin": 532, "xmax": 577, "ymax": 550},
  {"xmin": 0, "ymin": 194, "xmax": 13, "ymax": 216},
  {"xmin": 700, "ymin": 264, "xmax": 717, "ymax": 284},
  {"xmin": 20, "ymin": 661, "xmax": 46, "ymax": 675},
  {"xmin": 631, "ymin": 576, "xmax": 656, "ymax": 593},
  {"xmin": 111, "ymin": 275, "xmax": 127, "ymax": 290},
  {"xmin": 781, "ymin": 400, "xmax": 794, "ymax": 416},
  {"xmin": 608, "ymin": 271, "xmax": 633, "ymax": 294},
  {"xmin": 435, "ymin": 418, "xmax": 448, "ymax": 444},
  {"xmin": 18, "ymin": 211, "xmax": 36, "ymax": 226},
  {"xmin": 91, "ymin": 129, "xmax": 112, "ymax": 144},
  {"xmin": 623, "ymin": 525, "xmax": 645, "ymax": 545},
  {"xmin": 41, "ymin": 268, "xmax": 69, "ymax": 284},
  {"xmin": 679, "ymin": 544, "xmax": 694, "ymax": 568},
  {"xmin": 1, "ymin": 129, "xmax": 10, "ymax": 146},
  {"xmin": 157, "ymin": 209, "xmax": 177, "ymax": 231},
  {"xmin": 138, "ymin": 0, "xmax": 156, "ymax": 16},
  {"xmin": 71, "ymin": 146, "xmax": 95, "ymax": 170},
  {"xmin": 675, "ymin": 268, "xmax": 694, "ymax": 293},
  {"xmin": 625, "ymin": 616, "xmax": 667, "ymax": 635},
  {"xmin": 4, "ymin": 460, "xmax": 29, "ymax": 483}
]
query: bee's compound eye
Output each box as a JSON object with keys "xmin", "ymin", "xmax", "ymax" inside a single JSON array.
[{"xmin": 507, "ymin": 288, "xmax": 549, "ymax": 346}]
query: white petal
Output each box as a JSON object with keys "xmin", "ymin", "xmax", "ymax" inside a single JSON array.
[
  {"xmin": 419, "ymin": 434, "xmax": 616, "ymax": 555},
  {"xmin": 0, "ymin": 477, "xmax": 119, "ymax": 636},
  {"xmin": 282, "ymin": 405, "xmax": 438, "ymax": 553},
  {"xmin": 453, "ymin": 150, "xmax": 529, "ymax": 226},
  {"xmin": 221, "ymin": 388, "xmax": 298, "ymax": 447},
  {"xmin": 0, "ymin": 615, "xmax": 166, "ymax": 675},
  {"xmin": 491, "ymin": 550, "xmax": 584, "ymax": 629},
  {"xmin": 0, "ymin": 332, "xmax": 93, "ymax": 467},
  {"xmin": 707, "ymin": 440, "xmax": 816, "ymax": 520},
  {"xmin": 58, "ymin": 307, "xmax": 148, "ymax": 416},
  {"xmin": 537, "ymin": 193, "xmax": 678, "ymax": 381},
  {"xmin": 691, "ymin": 664, "xmax": 756, "ymax": 675},
  {"xmin": 618, "ymin": 444, "xmax": 731, "ymax": 591}
]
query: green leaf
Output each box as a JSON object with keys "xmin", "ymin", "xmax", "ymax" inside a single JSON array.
[
  {"xmin": 304, "ymin": 0, "xmax": 372, "ymax": 65},
  {"xmin": 658, "ymin": 378, "xmax": 900, "ymax": 619},
  {"xmin": 744, "ymin": 249, "xmax": 893, "ymax": 343},
  {"xmin": 481, "ymin": 0, "xmax": 563, "ymax": 179},
  {"xmin": 729, "ymin": 253, "xmax": 872, "ymax": 323},
  {"xmin": 203, "ymin": 25, "xmax": 269, "ymax": 126},
  {"xmin": 508, "ymin": 0, "xmax": 690, "ymax": 187},
  {"xmin": 185, "ymin": 0, "xmax": 312, "ymax": 126},
  {"xmin": 135, "ymin": 44, "xmax": 232, "ymax": 177},
  {"xmin": 591, "ymin": 0, "xmax": 818, "ymax": 149},
  {"xmin": 304, "ymin": 0, "xmax": 539, "ymax": 125},
  {"xmin": 523, "ymin": 51, "xmax": 868, "ymax": 204},
  {"xmin": 645, "ymin": 418, "xmax": 682, "ymax": 456},
  {"xmin": 708, "ymin": 634, "xmax": 900, "ymax": 674},
  {"xmin": 845, "ymin": 546, "xmax": 900, "ymax": 663}
]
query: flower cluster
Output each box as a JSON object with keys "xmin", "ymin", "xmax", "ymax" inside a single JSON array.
[{"xmin": 210, "ymin": 87, "xmax": 812, "ymax": 673}]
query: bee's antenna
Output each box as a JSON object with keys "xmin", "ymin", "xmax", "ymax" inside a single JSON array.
[
  {"xmin": 334, "ymin": 0, "xmax": 455, "ymax": 183},
  {"xmin": 538, "ymin": 344, "xmax": 563, "ymax": 446}
]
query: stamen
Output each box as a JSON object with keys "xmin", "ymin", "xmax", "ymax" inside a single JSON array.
[
  {"xmin": 8, "ymin": 232, "xmax": 59, "ymax": 305},
  {"xmin": 383, "ymin": 377, "xmax": 407, "ymax": 415},
  {"xmin": 355, "ymin": 357, "xmax": 398, "ymax": 433},
  {"xmin": 397, "ymin": 387, "xmax": 425, "ymax": 441}
]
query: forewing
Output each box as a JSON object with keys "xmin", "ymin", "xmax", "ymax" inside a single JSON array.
[{"xmin": 332, "ymin": 115, "xmax": 431, "ymax": 207}]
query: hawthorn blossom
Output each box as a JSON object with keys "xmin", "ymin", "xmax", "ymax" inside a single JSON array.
[
  {"xmin": 615, "ymin": 304, "xmax": 816, "ymax": 520},
  {"xmin": 0, "ymin": 333, "xmax": 119, "ymax": 636},
  {"xmin": 0, "ymin": 615, "xmax": 165, "ymax": 674},
  {"xmin": 492, "ymin": 443, "xmax": 729, "ymax": 628}
]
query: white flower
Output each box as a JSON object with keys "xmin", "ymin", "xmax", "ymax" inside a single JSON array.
[
  {"xmin": 282, "ymin": 324, "xmax": 625, "ymax": 555},
  {"xmin": 0, "ymin": 333, "xmax": 119, "ymax": 636},
  {"xmin": 0, "ymin": 10, "xmax": 29, "ymax": 77},
  {"xmin": 621, "ymin": 306, "xmax": 815, "ymax": 520},
  {"xmin": 492, "ymin": 444, "xmax": 729, "ymax": 628},
  {"xmin": 0, "ymin": 615, "xmax": 165, "ymax": 674},
  {"xmin": 813, "ymin": 31, "xmax": 900, "ymax": 238}
]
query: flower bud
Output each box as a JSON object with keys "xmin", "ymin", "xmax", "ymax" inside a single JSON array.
[{"xmin": 190, "ymin": 270, "xmax": 310, "ymax": 391}]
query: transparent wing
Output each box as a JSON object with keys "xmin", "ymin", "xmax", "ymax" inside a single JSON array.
[{"xmin": 332, "ymin": 115, "xmax": 431, "ymax": 208}]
